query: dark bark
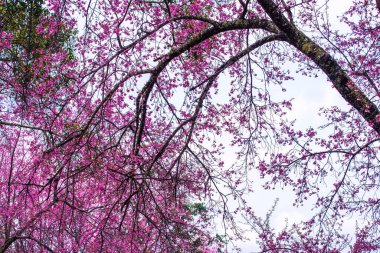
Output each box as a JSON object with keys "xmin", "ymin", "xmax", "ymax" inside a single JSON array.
[
  {"xmin": 258, "ymin": 0, "xmax": 380, "ymax": 135},
  {"xmin": 0, "ymin": 237, "xmax": 17, "ymax": 253},
  {"xmin": 0, "ymin": 202, "xmax": 56, "ymax": 253},
  {"xmin": 132, "ymin": 19, "xmax": 280, "ymax": 154}
]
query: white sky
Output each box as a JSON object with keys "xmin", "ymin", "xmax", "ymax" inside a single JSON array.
[
  {"xmin": 233, "ymin": 1, "xmax": 354, "ymax": 252},
  {"xmin": 72, "ymin": 0, "xmax": 355, "ymax": 251},
  {"xmin": 235, "ymin": 74, "xmax": 351, "ymax": 252}
]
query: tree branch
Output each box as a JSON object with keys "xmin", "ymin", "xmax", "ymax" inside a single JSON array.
[{"xmin": 258, "ymin": 0, "xmax": 380, "ymax": 135}]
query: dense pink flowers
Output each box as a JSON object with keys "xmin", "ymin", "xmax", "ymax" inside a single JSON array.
[
  {"xmin": 0, "ymin": 0, "xmax": 379, "ymax": 252},
  {"xmin": 0, "ymin": 32, "xmax": 13, "ymax": 49}
]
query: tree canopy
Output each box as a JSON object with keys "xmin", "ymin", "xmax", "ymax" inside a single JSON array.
[
  {"xmin": 1, "ymin": 0, "xmax": 74, "ymax": 106},
  {"xmin": 0, "ymin": 0, "xmax": 379, "ymax": 252}
]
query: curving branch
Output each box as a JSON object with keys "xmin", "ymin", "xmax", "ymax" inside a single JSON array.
[
  {"xmin": 132, "ymin": 18, "xmax": 281, "ymax": 154},
  {"xmin": 258, "ymin": 0, "xmax": 380, "ymax": 135}
]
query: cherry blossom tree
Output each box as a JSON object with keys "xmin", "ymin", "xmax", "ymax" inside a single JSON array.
[{"xmin": 0, "ymin": 0, "xmax": 379, "ymax": 252}]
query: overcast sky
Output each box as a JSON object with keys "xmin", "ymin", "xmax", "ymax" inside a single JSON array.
[
  {"xmin": 74, "ymin": 0, "xmax": 355, "ymax": 251},
  {"xmin": 235, "ymin": 71, "xmax": 351, "ymax": 252},
  {"xmin": 230, "ymin": 1, "xmax": 354, "ymax": 251}
]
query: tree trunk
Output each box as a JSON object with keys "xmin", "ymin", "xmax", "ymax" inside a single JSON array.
[{"xmin": 258, "ymin": 0, "xmax": 380, "ymax": 135}]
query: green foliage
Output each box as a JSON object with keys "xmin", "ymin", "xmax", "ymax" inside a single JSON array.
[
  {"xmin": 1, "ymin": 0, "xmax": 73, "ymax": 53},
  {"xmin": 0, "ymin": 0, "xmax": 75, "ymax": 87},
  {"xmin": 1, "ymin": 0, "xmax": 46, "ymax": 49},
  {"xmin": 215, "ymin": 234, "xmax": 225, "ymax": 243},
  {"xmin": 184, "ymin": 202, "xmax": 207, "ymax": 215}
]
